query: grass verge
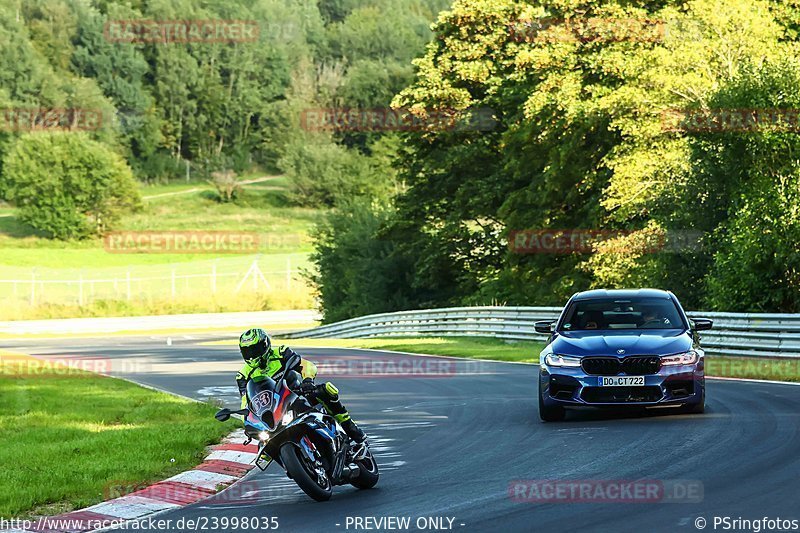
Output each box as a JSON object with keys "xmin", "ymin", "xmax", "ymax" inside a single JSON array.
[
  {"xmin": 0, "ymin": 289, "xmax": 315, "ymax": 322},
  {"xmin": 203, "ymin": 336, "xmax": 800, "ymax": 383},
  {"xmin": 0, "ymin": 351, "xmax": 237, "ymax": 519},
  {"xmin": 0, "ymin": 174, "xmax": 320, "ymax": 319}
]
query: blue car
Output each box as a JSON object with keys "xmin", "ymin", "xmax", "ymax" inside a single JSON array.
[{"xmin": 537, "ymin": 289, "xmax": 712, "ymax": 422}]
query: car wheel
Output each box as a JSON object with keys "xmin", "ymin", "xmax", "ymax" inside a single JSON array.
[
  {"xmin": 683, "ymin": 391, "xmax": 705, "ymax": 414},
  {"xmin": 539, "ymin": 381, "xmax": 566, "ymax": 422}
]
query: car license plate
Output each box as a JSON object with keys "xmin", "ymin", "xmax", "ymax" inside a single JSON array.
[{"xmin": 599, "ymin": 376, "xmax": 645, "ymax": 386}]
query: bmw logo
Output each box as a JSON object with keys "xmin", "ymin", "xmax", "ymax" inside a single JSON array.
[{"xmin": 617, "ymin": 349, "xmax": 626, "ymax": 354}]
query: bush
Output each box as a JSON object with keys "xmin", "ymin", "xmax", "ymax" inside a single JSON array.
[
  {"xmin": 208, "ymin": 170, "xmax": 242, "ymax": 203},
  {"xmin": 278, "ymin": 137, "xmax": 393, "ymax": 207},
  {"xmin": 0, "ymin": 132, "xmax": 141, "ymax": 239},
  {"xmin": 310, "ymin": 199, "xmax": 412, "ymax": 322}
]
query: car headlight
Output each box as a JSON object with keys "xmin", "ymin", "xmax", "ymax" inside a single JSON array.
[
  {"xmin": 660, "ymin": 351, "xmax": 699, "ymax": 366},
  {"xmin": 258, "ymin": 431, "xmax": 270, "ymax": 441},
  {"xmin": 545, "ymin": 354, "xmax": 582, "ymax": 367},
  {"xmin": 281, "ymin": 411, "xmax": 294, "ymax": 425}
]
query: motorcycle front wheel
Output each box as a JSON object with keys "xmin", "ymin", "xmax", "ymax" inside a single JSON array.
[{"xmin": 280, "ymin": 442, "xmax": 332, "ymax": 502}]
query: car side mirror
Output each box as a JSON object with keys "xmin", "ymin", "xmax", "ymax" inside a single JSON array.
[
  {"xmin": 692, "ymin": 318, "xmax": 713, "ymax": 331},
  {"xmin": 534, "ymin": 320, "xmax": 556, "ymax": 334}
]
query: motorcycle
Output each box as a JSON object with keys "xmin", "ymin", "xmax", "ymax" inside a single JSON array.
[{"xmin": 214, "ymin": 353, "xmax": 379, "ymax": 501}]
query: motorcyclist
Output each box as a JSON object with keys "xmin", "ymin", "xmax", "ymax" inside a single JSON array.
[{"xmin": 235, "ymin": 328, "xmax": 367, "ymax": 450}]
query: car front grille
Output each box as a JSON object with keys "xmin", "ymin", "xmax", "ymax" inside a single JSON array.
[
  {"xmin": 581, "ymin": 386, "xmax": 664, "ymax": 403},
  {"xmin": 581, "ymin": 357, "xmax": 621, "ymax": 376},
  {"xmin": 581, "ymin": 356, "xmax": 662, "ymax": 376},
  {"xmin": 621, "ymin": 356, "xmax": 661, "ymax": 375}
]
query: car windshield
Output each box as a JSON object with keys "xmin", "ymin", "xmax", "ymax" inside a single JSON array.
[{"xmin": 560, "ymin": 297, "xmax": 685, "ymax": 331}]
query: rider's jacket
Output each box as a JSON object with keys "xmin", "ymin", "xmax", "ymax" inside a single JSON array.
[{"xmin": 235, "ymin": 345, "xmax": 317, "ymax": 407}]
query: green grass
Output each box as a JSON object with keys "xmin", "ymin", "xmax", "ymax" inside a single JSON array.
[
  {"xmin": 0, "ymin": 250, "xmax": 310, "ymax": 271},
  {"xmin": 139, "ymin": 181, "xmax": 208, "ymax": 197},
  {"xmin": 0, "ymin": 176, "xmax": 319, "ymax": 257},
  {"xmin": 0, "ymin": 172, "xmax": 321, "ymax": 318},
  {"xmin": 260, "ymin": 337, "xmax": 800, "ymax": 382},
  {"xmin": 0, "ymin": 352, "xmax": 237, "ymax": 519},
  {"xmin": 123, "ymin": 187, "xmax": 319, "ymax": 239},
  {"xmin": 706, "ymin": 356, "xmax": 800, "ymax": 382}
]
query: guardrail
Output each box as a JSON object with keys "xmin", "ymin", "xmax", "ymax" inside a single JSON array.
[{"xmin": 284, "ymin": 307, "xmax": 800, "ymax": 358}]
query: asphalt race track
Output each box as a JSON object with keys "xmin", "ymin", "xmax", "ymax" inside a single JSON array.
[{"xmin": 7, "ymin": 335, "xmax": 800, "ymax": 532}]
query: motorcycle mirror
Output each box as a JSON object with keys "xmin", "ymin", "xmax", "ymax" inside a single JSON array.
[
  {"xmin": 285, "ymin": 353, "xmax": 301, "ymax": 370},
  {"xmin": 285, "ymin": 370, "xmax": 302, "ymax": 389},
  {"xmin": 215, "ymin": 408, "xmax": 231, "ymax": 422}
]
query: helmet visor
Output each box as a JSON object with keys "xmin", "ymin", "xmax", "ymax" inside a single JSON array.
[{"xmin": 240, "ymin": 338, "xmax": 267, "ymax": 362}]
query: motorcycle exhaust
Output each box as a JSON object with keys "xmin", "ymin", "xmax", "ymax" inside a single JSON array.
[{"xmin": 343, "ymin": 465, "xmax": 360, "ymax": 480}]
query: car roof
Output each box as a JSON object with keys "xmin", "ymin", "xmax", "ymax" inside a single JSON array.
[{"xmin": 572, "ymin": 289, "xmax": 672, "ymax": 301}]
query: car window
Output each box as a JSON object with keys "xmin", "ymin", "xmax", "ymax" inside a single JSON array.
[{"xmin": 560, "ymin": 297, "xmax": 685, "ymax": 331}]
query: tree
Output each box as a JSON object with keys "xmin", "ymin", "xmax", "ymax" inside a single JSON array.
[
  {"xmin": 0, "ymin": 132, "xmax": 141, "ymax": 239},
  {"xmin": 309, "ymin": 199, "xmax": 413, "ymax": 322}
]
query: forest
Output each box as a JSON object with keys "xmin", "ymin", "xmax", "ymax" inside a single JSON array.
[{"xmin": 1, "ymin": 0, "xmax": 798, "ymax": 319}]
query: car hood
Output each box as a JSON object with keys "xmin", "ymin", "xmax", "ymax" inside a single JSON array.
[{"xmin": 550, "ymin": 329, "xmax": 691, "ymax": 357}]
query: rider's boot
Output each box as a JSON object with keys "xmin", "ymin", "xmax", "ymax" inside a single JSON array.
[
  {"xmin": 341, "ymin": 418, "xmax": 368, "ymax": 459},
  {"xmin": 316, "ymin": 382, "xmax": 369, "ymax": 458},
  {"xmin": 341, "ymin": 418, "xmax": 366, "ymax": 443}
]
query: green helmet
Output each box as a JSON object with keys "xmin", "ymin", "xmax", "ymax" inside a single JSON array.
[{"xmin": 239, "ymin": 328, "xmax": 271, "ymax": 365}]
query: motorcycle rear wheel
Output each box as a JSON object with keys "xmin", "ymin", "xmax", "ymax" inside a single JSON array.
[
  {"xmin": 280, "ymin": 443, "xmax": 332, "ymax": 502},
  {"xmin": 349, "ymin": 449, "xmax": 379, "ymax": 489}
]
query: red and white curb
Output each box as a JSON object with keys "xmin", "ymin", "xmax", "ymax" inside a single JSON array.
[{"xmin": 2, "ymin": 430, "xmax": 257, "ymax": 533}]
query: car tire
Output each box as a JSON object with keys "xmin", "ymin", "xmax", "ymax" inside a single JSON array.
[
  {"xmin": 539, "ymin": 382, "xmax": 566, "ymax": 422},
  {"xmin": 683, "ymin": 390, "xmax": 705, "ymax": 414}
]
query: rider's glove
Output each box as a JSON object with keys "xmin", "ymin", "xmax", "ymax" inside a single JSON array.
[
  {"xmin": 240, "ymin": 395, "xmax": 248, "ymax": 409},
  {"xmin": 299, "ymin": 378, "xmax": 317, "ymax": 395}
]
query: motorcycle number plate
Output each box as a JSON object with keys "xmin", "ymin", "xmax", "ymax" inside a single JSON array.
[
  {"xmin": 251, "ymin": 391, "xmax": 276, "ymax": 413},
  {"xmin": 599, "ymin": 376, "xmax": 645, "ymax": 386}
]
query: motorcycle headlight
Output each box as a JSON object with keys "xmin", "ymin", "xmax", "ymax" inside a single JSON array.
[
  {"xmin": 545, "ymin": 354, "xmax": 582, "ymax": 367},
  {"xmin": 281, "ymin": 411, "xmax": 294, "ymax": 425},
  {"xmin": 660, "ymin": 351, "xmax": 699, "ymax": 366},
  {"xmin": 258, "ymin": 431, "xmax": 270, "ymax": 441}
]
